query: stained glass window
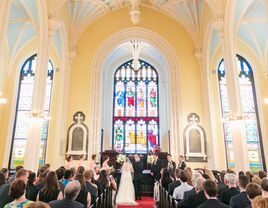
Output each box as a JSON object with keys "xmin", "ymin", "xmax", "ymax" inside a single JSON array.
[
  {"xmin": 218, "ymin": 55, "xmax": 264, "ymax": 172},
  {"xmin": 9, "ymin": 55, "xmax": 54, "ymax": 169},
  {"xmin": 113, "ymin": 59, "xmax": 159, "ymax": 153}
]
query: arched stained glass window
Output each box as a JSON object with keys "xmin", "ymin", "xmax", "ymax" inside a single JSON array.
[
  {"xmin": 218, "ymin": 55, "xmax": 264, "ymax": 172},
  {"xmin": 113, "ymin": 59, "xmax": 159, "ymax": 153},
  {"xmin": 9, "ymin": 55, "xmax": 54, "ymax": 169}
]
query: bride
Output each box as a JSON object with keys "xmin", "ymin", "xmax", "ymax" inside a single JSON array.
[{"xmin": 116, "ymin": 157, "xmax": 138, "ymax": 206}]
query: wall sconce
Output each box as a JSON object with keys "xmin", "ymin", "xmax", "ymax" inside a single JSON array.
[{"xmin": 264, "ymin": 98, "xmax": 268, "ymax": 104}]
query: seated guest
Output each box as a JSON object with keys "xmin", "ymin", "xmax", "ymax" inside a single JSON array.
[
  {"xmin": 238, "ymin": 171, "xmax": 245, "ymax": 177},
  {"xmin": 36, "ymin": 168, "xmax": 49, "ymax": 191},
  {"xmin": 246, "ymin": 171, "xmax": 254, "ymax": 182},
  {"xmin": 219, "ymin": 173, "xmax": 239, "ymax": 205},
  {"xmin": 8, "ymin": 166, "xmax": 23, "ymax": 183},
  {"xmin": 258, "ymin": 171, "xmax": 267, "ymax": 179},
  {"xmin": 218, "ymin": 171, "xmax": 228, "ymax": 194},
  {"xmin": 77, "ymin": 166, "xmax": 85, "ymax": 175},
  {"xmin": 197, "ymin": 180, "xmax": 230, "ymax": 208},
  {"xmin": 84, "ymin": 170, "xmax": 98, "ymax": 205},
  {"xmin": 1, "ymin": 168, "xmax": 9, "ymax": 181},
  {"xmin": 229, "ymin": 175, "xmax": 250, "ymax": 208},
  {"xmin": 183, "ymin": 172, "xmax": 202, "ymax": 200},
  {"xmin": 179, "ymin": 176, "xmax": 206, "ymax": 208},
  {"xmin": 160, "ymin": 168, "xmax": 173, "ymax": 190},
  {"xmin": 0, "ymin": 168, "xmax": 29, "ymax": 207},
  {"xmin": 55, "ymin": 168, "xmax": 65, "ymax": 192},
  {"xmin": 185, "ymin": 167, "xmax": 193, "ymax": 186},
  {"xmin": 251, "ymin": 176, "xmax": 261, "ymax": 185},
  {"xmin": 0, "ymin": 172, "xmax": 6, "ymax": 187},
  {"xmin": 261, "ymin": 178, "xmax": 268, "ymax": 198},
  {"xmin": 28, "ymin": 202, "xmax": 50, "ymax": 208},
  {"xmin": 74, "ymin": 174, "xmax": 91, "ymax": 208},
  {"xmin": 26, "ymin": 172, "xmax": 39, "ymax": 201},
  {"xmin": 37, "ymin": 171, "xmax": 63, "ymax": 203},
  {"xmin": 62, "ymin": 170, "xmax": 73, "ymax": 187},
  {"xmin": 246, "ymin": 182, "xmax": 262, "ymax": 208},
  {"xmin": 49, "ymin": 180, "xmax": 83, "ymax": 208},
  {"xmin": 205, "ymin": 170, "xmax": 216, "ymax": 182},
  {"xmin": 98, "ymin": 170, "xmax": 117, "ymax": 194},
  {"xmin": 173, "ymin": 170, "xmax": 193, "ymax": 200},
  {"xmin": 4, "ymin": 179, "xmax": 33, "ymax": 208},
  {"xmin": 251, "ymin": 196, "xmax": 268, "ymax": 208},
  {"xmin": 178, "ymin": 155, "xmax": 186, "ymax": 170},
  {"xmin": 168, "ymin": 169, "xmax": 181, "ymax": 196},
  {"xmin": 167, "ymin": 154, "xmax": 176, "ymax": 178}
]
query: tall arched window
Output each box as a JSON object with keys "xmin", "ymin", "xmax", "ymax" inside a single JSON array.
[
  {"xmin": 113, "ymin": 59, "xmax": 159, "ymax": 153},
  {"xmin": 218, "ymin": 55, "xmax": 265, "ymax": 172},
  {"xmin": 9, "ymin": 55, "xmax": 54, "ymax": 169}
]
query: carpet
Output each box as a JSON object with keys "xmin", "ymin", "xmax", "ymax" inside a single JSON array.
[{"xmin": 117, "ymin": 197, "xmax": 155, "ymax": 208}]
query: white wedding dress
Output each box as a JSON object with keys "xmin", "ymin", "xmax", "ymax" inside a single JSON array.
[{"xmin": 116, "ymin": 159, "xmax": 138, "ymax": 206}]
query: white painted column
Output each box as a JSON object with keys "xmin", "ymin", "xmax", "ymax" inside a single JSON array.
[{"xmin": 215, "ymin": 21, "xmax": 249, "ymax": 172}]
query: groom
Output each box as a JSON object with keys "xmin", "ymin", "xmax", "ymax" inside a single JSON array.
[{"xmin": 132, "ymin": 154, "xmax": 143, "ymax": 200}]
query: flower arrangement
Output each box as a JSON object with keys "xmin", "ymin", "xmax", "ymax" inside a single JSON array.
[
  {"xmin": 147, "ymin": 155, "xmax": 155, "ymax": 164},
  {"xmin": 116, "ymin": 154, "xmax": 126, "ymax": 164}
]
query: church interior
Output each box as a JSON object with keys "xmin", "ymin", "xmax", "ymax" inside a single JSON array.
[{"xmin": 0, "ymin": 0, "xmax": 268, "ymax": 202}]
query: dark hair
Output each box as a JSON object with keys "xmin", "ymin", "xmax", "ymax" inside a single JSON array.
[
  {"xmin": 99, "ymin": 170, "xmax": 109, "ymax": 192},
  {"xmin": 77, "ymin": 166, "xmax": 85, "ymax": 174},
  {"xmin": 9, "ymin": 179, "xmax": 26, "ymax": 199},
  {"xmin": 0, "ymin": 172, "xmax": 6, "ymax": 187},
  {"xmin": 28, "ymin": 172, "xmax": 36, "ymax": 185},
  {"xmin": 15, "ymin": 166, "xmax": 23, "ymax": 172},
  {"xmin": 203, "ymin": 180, "xmax": 218, "ymax": 197},
  {"xmin": 179, "ymin": 170, "xmax": 188, "ymax": 182},
  {"xmin": 202, "ymin": 174, "xmax": 210, "ymax": 180},
  {"xmin": 238, "ymin": 171, "xmax": 245, "ymax": 177},
  {"xmin": 259, "ymin": 171, "xmax": 267, "ymax": 179},
  {"xmin": 42, "ymin": 171, "xmax": 60, "ymax": 197},
  {"xmin": 74, "ymin": 173, "xmax": 86, "ymax": 190},
  {"xmin": 246, "ymin": 171, "xmax": 254, "ymax": 182},
  {"xmin": 37, "ymin": 166, "xmax": 48, "ymax": 177},
  {"xmin": 1, "ymin": 168, "xmax": 8, "ymax": 175},
  {"xmin": 261, "ymin": 178, "xmax": 268, "ymax": 192},
  {"xmin": 27, "ymin": 202, "xmax": 50, "ymax": 208},
  {"xmin": 239, "ymin": 176, "xmax": 250, "ymax": 189},
  {"xmin": 15, "ymin": 169, "xmax": 28, "ymax": 179},
  {"xmin": 92, "ymin": 154, "xmax": 97, "ymax": 160},
  {"xmin": 219, "ymin": 171, "xmax": 226, "ymax": 183},
  {"xmin": 167, "ymin": 154, "xmax": 171, "ymax": 157},
  {"xmin": 64, "ymin": 170, "xmax": 73, "ymax": 179},
  {"xmin": 246, "ymin": 183, "xmax": 262, "ymax": 199},
  {"xmin": 160, "ymin": 168, "xmax": 173, "ymax": 189},
  {"xmin": 55, "ymin": 168, "xmax": 65, "ymax": 181},
  {"xmin": 66, "ymin": 155, "xmax": 72, "ymax": 162},
  {"xmin": 70, "ymin": 168, "xmax": 76, "ymax": 177},
  {"xmin": 45, "ymin": 163, "xmax": 51, "ymax": 169},
  {"xmin": 103, "ymin": 155, "xmax": 109, "ymax": 162}
]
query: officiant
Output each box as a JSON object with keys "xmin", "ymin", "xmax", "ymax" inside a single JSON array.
[{"xmin": 132, "ymin": 154, "xmax": 143, "ymax": 200}]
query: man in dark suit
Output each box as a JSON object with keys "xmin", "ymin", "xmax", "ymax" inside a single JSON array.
[
  {"xmin": 0, "ymin": 169, "xmax": 29, "ymax": 208},
  {"xmin": 84, "ymin": 170, "xmax": 98, "ymax": 205},
  {"xmin": 49, "ymin": 180, "xmax": 84, "ymax": 208},
  {"xmin": 151, "ymin": 153, "xmax": 161, "ymax": 181},
  {"xmin": 229, "ymin": 176, "xmax": 250, "ymax": 208},
  {"xmin": 133, "ymin": 154, "xmax": 143, "ymax": 200},
  {"xmin": 178, "ymin": 155, "xmax": 186, "ymax": 170},
  {"xmin": 219, "ymin": 173, "xmax": 239, "ymax": 205},
  {"xmin": 167, "ymin": 154, "xmax": 176, "ymax": 178},
  {"xmin": 168, "ymin": 169, "xmax": 181, "ymax": 196},
  {"xmin": 197, "ymin": 180, "xmax": 230, "ymax": 208}
]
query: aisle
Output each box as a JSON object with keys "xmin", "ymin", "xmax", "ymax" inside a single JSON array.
[{"xmin": 117, "ymin": 197, "xmax": 155, "ymax": 208}]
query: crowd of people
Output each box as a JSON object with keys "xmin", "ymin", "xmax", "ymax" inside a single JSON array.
[{"xmin": 1, "ymin": 153, "xmax": 268, "ymax": 208}]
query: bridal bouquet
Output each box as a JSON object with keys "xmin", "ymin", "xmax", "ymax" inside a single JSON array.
[
  {"xmin": 116, "ymin": 154, "xmax": 126, "ymax": 164},
  {"xmin": 147, "ymin": 155, "xmax": 155, "ymax": 164}
]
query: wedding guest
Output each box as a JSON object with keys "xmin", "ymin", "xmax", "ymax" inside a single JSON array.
[
  {"xmin": 238, "ymin": 171, "xmax": 245, "ymax": 177},
  {"xmin": 218, "ymin": 171, "xmax": 228, "ymax": 195},
  {"xmin": 65, "ymin": 155, "xmax": 73, "ymax": 170},
  {"xmin": 151, "ymin": 153, "xmax": 161, "ymax": 181},
  {"xmin": 89, "ymin": 154, "xmax": 97, "ymax": 171},
  {"xmin": 45, "ymin": 164, "xmax": 51, "ymax": 171},
  {"xmin": 258, "ymin": 171, "xmax": 267, "ymax": 179},
  {"xmin": 0, "ymin": 172, "xmax": 6, "ymax": 187},
  {"xmin": 62, "ymin": 170, "xmax": 73, "ymax": 187},
  {"xmin": 219, "ymin": 173, "xmax": 239, "ymax": 205},
  {"xmin": 49, "ymin": 180, "xmax": 83, "ymax": 208},
  {"xmin": 98, "ymin": 170, "xmax": 117, "ymax": 194},
  {"xmin": 133, "ymin": 154, "xmax": 143, "ymax": 200},
  {"xmin": 229, "ymin": 175, "xmax": 250, "ymax": 208},
  {"xmin": 4, "ymin": 179, "xmax": 33, "ymax": 208},
  {"xmin": 185, "ymin": 167, "xmax": 193, "ymax": 186},
  {"xmin": 252, "ymin": 176, "xmax": 261, "ymax": 185},
  {"xmin": 167, "ymin": 154, "xmax": 176, "ymax": 178},
  {"xmin": 55, "ymin": 168, "xmax": 65, "ymax": 192},
  {"xmin": 1, "ymin": 168, "xmax": 8, "ymax": 181},
  {"xmin": 261, "ymin": 178, "xmax": 268, "ymax": 198},
  {"xmin": 74, "ymin": 173, "xmax": 91, "ymax": 208},
  {"xmin": 160, "ymin": 168, "xmax": 173, "ymax": 190},
  {"xmin": 205, "ymin": 170, "xmax": 216, "ymax": 182},
  {"xmin": 246, "ymin": 171, "xmax": 254, "ymax": 182},
  {"xmin": 102, "ymin": 156, "xmax": 110, "ymax": 169},
  {"xmin": 246, "ymin": 183, "xmax": 262, "ymax": 207},
  {"xmin": 8, "ymin": 166, "xmax": 23, "ymax": 183},
  {"xmin": 28, "ymin": 202, "xmax": 50, "ymax": 208},
  {"xmin": 37, "ymin": 171, "xmax": 63, "ymax": 203},
  {"xmin": 178, "ymin": 155, "xmax": 186, "ymax": 170},
  {"xmin": 84, "ymin": 170, "xmax": 98, "ymax": 205},
  {"xmin": 77, "ymin": 166, "xmax": 85, "ymax": 175},
  {"xmin": 251, "ymin": 196, "xmax": 268, "ymax": 208},
  {"xmin": 183, "ymin": 172, "xmax": 202, "ymax": 200},
  {"xmin": 0, "ymin": 168, "xmax": 29, "ymax": 207},
  {"xmin": 197, "ymin": 180, "xmax": 230, "ymax": 208},
  {"xmin": 26, "ymin": 172, "xmax": 39, "ymax": 201},
  {"xmin": 78, "ymin": 155, "xmax": 86, "ymax": 168},
  {"xmin": 173, "ymin": 170, "xmax": 193, "ymax": 200},
  {"xmin": 168, "ymin": 169, "xmax": 181, "ymax": 196}
]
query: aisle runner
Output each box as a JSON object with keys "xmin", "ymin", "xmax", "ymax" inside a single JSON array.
[{"xmin": 117, "ymin": 197, "xmax": 155, "ymax": 208}]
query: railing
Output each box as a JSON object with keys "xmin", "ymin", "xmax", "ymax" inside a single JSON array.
[
  {"xmin": 90, "ymin": 187, "xmax": 113, "ymax": 208},
  {"xmin": 157, "ymin": 184, "xmax": 179, "ymax": 208}
]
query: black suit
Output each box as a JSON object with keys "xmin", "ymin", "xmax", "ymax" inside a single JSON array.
[
  {"xmin": 178, "ymin": 161, "xmax": 186, "ymax": 170},
  {"xmin": 0, "ymin": 183, "xmax": 13, "ymax": 208},
  {"xmin": 219, "ymin": 187, "xmax": 240, "ymax": 205},
  {"xmin": 197, "ymin": 199, "xmax": 231, "ymax": 208},
  {"xmin": 151, "ymin": 159, "xmax": 161, "ymax": 181},
  {"xmin": 168, "ymin": 180, "xmax": 181, "ymax": 196},
  {"xmin": 49, "ymin": 199, "xmax": 84, "ymax": 208},
  {"xmin": 133, "ymin": 160, "xmax": 143, "ymax": 199},
  {"xmin": 229, "ymin": 191, "xmax": 250, "ymax": 208},
  {"xmin": 85, "ymin": 181, "xmax": 98, "ymax": 205},
  {"xmin": 183, "ymin": 187, "xmax": 196, "ymax": 200},
  {"xmin": 180, "ymin": 191, "xmax": 207, "ymax": 208}
]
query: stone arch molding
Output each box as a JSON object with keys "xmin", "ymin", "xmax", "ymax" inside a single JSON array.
[{"xmin": 90, "ymin": 27, "xmax": 182, "ymax": 159}]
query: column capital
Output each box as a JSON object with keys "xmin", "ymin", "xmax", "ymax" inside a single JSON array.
[
  {"xmin": 213, "ymin": 15, "xmax": 224, "ymax": 40},
  {"xmin": 48, "ymin": 18, "xmax": 61, "ymax": 39},
  {"xmin": 194, "ymin": 47, "xmax": 203, "ymax": 68}
]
